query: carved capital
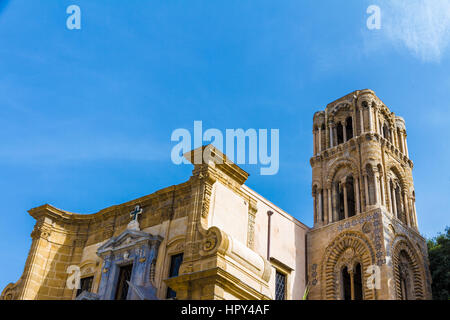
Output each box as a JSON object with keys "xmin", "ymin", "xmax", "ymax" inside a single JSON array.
[{"xmin": 30, "ymin": 226, "xmax": 51, "ymax": 241}]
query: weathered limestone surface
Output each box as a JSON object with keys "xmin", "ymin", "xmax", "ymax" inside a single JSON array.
[{"xmin": 307, "ymin": 89, "xmax": 432, "ymax": 300}]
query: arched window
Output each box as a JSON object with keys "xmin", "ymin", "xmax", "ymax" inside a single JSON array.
[
  {"xmin": 313, "ymin": 185, "xmax": 318, "ymax": 224},
  {"xmin": 337, "ymin": 122, "xmax": 344, "ymax": 145},
  {"xmin": 345, "ymin": 117, "xmax": 353, "ymax": 140},
  {"xmin": 341, "ymin": 264, "xmax": 363, "ymax": 300},
  {"xmin": 342, "ymin": 266, "xmax": 351, "ymax": 300}
]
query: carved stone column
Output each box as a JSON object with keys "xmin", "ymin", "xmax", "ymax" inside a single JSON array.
[
  {"xmin": 388, "ymin": 180, "xmax": 394, "ymax": 215},
  {"xmin": 374, "ymin": 109, "xmax": 379, "ymax": 134},
  {"xmin": 380, "ymin": 173, "xmax": 386, "ymax": 207},
  {"xmin": 364, "ymin": 174, "xmax": 369, "ymax": 209},
  {"xmin": 313, "ymin": 189, "xmax": 317, "ymax": 224},
  {"xmin": 359, "ymin": 107, "xmax": 364, "ymax": 134},
  {"xmin": 392, "ymin": 185, "xmax": 398, "ymax": 219},
  {"xmin": 318, "ymin": 127, "xmax": 322, "ymax": 152},
  {"xmin": 343, "ymin": 122, "xmax": 347, "ymax": 142},
  {"xmin": 343, "ymin": 182, "xmax": 348, "ymax": 219},
  {"xmin": 318, "ymin": 189, "xmax": 323, "ymax": 224},
  {"xmin": 332, "ymin": 184, "xmax": 338, "ymax": 222},
  {"xmin": 412, "ymin": 199, "xmax": 418, "ymax": 229},
  {"xmin": 404, "ymin": 132, "xmax": 409, "ymax": 157},
  {"xmin": 355, "ymin": 177, "xmax": 360, "ymax": 214},
  {"xmin": 329, "ymin": 122, "xmax": 335, "ymax": 148},
  {"xmin": 350, "ymin": 271, "xmax": 355, "ymax": 300},
  {"xmin": 328, "ymin": 187, "xmax": 333, "ymax": 223},
  {"xmin": 368, "ymin": 104, "xmax": 373, "ymax": 132},
  {"xmin": 374, "ymin": 170, "xmax": 380, "ymax": 205},
  {"xmin": 403, "ymin": 192, "xmax": 410, "ymax": 227}
]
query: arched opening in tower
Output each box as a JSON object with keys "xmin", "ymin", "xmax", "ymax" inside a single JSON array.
[
  {"xmin": 337, "ymin": 122, "xmax": 344, "ymax": 145},
  {"xmin": 345, "ymin": 117, "xmax": 353, "ymax": 140}
]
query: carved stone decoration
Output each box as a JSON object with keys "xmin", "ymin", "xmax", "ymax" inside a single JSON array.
[
  {"xmin": 200, "ymin": 226, "xmax": 229, "ymax": 257},
  {"xmin": 320, "ymin": 231, "xmax": 377, "ymax": 300},
  {"xmin": 95, "ymin": 229, "xmax": 163, "ymax": 300},
  {"xmin": 30, "ymin": 226, "xmax": 51, "ymax": 241},
  {"xmin": 362, "ymin": 222, "xmax": 372, "ymax": 234},
  {"xmin": 247, "ymin": 200, "xmax": 258, "ymax": 249}
]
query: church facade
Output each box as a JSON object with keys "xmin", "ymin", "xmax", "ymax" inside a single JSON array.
[{"xmin": 1, "ymin": 90, "xmax": 432, "ymax": 300}]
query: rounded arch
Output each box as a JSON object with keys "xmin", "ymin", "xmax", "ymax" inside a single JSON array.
[
  {"xmin": 386, "ymin": 162, "xmax": 409, "ymax": 191},
  {"xmin": 320, "ymin": 231, "xmax": 377, "ymax": 300},
  {"xmin": 326, "ymin": 158, "xmax": 359, "ymax": 188},
  {"xmin": 391, "ymin": 235, "xmax": 426, "ymax": 300},
  {"xmin": 356, "ymin": 92, "xmax": 376, "ymax": 110}
]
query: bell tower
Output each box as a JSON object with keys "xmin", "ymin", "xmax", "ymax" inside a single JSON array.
[{"xmin": 306, "ymin": 89, "xmax": 432, "ymax": 300}]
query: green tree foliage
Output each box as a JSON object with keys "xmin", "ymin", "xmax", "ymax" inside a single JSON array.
[{"xmin": 427, "ymin": 227, "xmax": 450, "ymax": 300}]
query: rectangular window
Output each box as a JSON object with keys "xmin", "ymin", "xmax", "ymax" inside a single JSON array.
[
  {"xmin": 275, "ymin": 270, "xmax": 286, "ymax": 300},
  {"xmin": 76, "ymin": 276, "xmax": 94, "ymax": 297},
  {"xmin": 115, "ymin": 264, "xmax": 133, "ymax": 300},
  {"xmin": 166, "ymin": 253, "xmax": 183, "ymax": 299}
]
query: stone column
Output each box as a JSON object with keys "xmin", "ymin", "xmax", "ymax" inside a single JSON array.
[
  {"xmin": 413, "ymin": 200, "xmax": 418, "ymax": 229},
  {"xmin": 359, "ymin": 107, "xmax": 364, "ymax": 134},
  {"xmin": 374, "ymin": 110, "xmax": 379, "ymax": 134},
  {"xmin": 352, "ymin": 112, "xmax": 357, "ymax": 138},
  {"xmin": 388, "ymin": 180, "xmax": 393, "ymax": 214},
  {"xmin": 318, "ymin": 127, "xmax": 322, "ymax": 152},
  {"xmin": 380, "ymin": 173, "xmax": 386, "ymax": 207},
  {"xmin": 368, "ymin": 104, "xmax": 373, "ymax": 132},
  {"xmin": 355, "ymin": 177, "xmax": 360, "ymax": 214},
  {"xmin": 329, "ymin": 123, "xmax": 334, "ymax": 148},
  {"xmin": 393, "ymin": 127, "xmax": 398, "ymax": 148},
  {"xmin": 343, "ymin": 122, "xmax": 347, "ymax": 142},
  {"xmin": 350, "ymin": 271, "xmax": 355, "ymax": 300},
  {"xmin": 404, "ymin": 133, "xmax": 409, "ymax": 157},
  {"xmin": 392, "ymin": 186, "xmax": 398, "ymax": 219},
  {"xmin": 313, "ymin": 129, "xmax": 317, "ymax": 155},
  {"xmin": 398, "ymin": 130, "xmax": 404, "ymax": 154},
  {"xmin": 403, "ymin": 192, "xmax": 410, "ymax": 227},
  {"xmin": 328, "ymin": 188, "xmax": 333, "ymax": 223},
  {"xmin": 364, "ymin": 174, "xmax": 369, "ymax": 209},
  {"xmin": 332, "ymin": 184, "xmax": 338, "ymax": 222},
  {"xmin": 343, "ymin": 182, "xmax": 348, "ymax": 219},
  {"xmin": 313, "ymin": 191, "xmax": 317, "ymax": 224},
  {"xmin": 318, "ymin": 189, "xmax": 323, "ymax": 224},
  {"xmin": 374, "ymin": 170, "xmax": 380, "ymax": 205}
]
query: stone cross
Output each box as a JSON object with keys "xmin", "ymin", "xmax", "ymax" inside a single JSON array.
[{"xmin": 130, "ymin": 205, "xmax": 143, "ymax": 222}]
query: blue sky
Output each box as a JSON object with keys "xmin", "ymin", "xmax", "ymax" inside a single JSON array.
[{"xmin": 0, "ymin": 0, "xmax": 449, "ymax": 290}]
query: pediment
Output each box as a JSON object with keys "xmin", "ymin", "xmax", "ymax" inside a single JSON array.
[{"xmin": 97, "ymin": 229, "xmax": 162, "ymax": 257}]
